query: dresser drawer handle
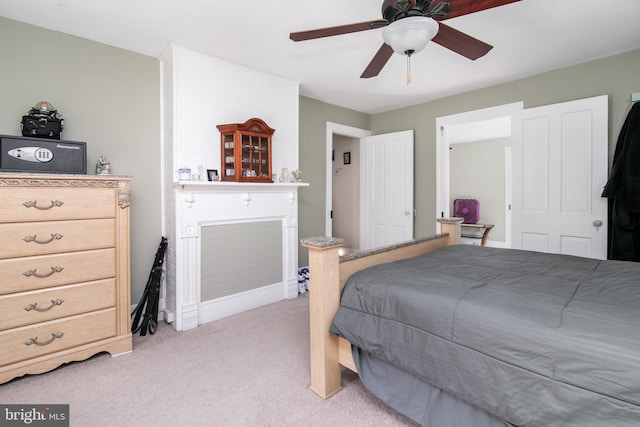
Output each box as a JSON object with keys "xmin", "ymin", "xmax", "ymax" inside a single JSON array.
[
  {"xmin": 24, "ymin": 332, "xmax": 64, "ymax": 346},
  {"xmin": 22, "ymin": 233, "xmax": 64, "ymax": 244},
  {"xmin": 22, "ymin": 200, "xmax": 64, "ymax": 210},
  {"xmin": 23, "ymin": 299, "xmax": 65, "ymax": 312},
  {"xmin": 23, "ymin": 266, "xmax": 64, "ymax": 278}
]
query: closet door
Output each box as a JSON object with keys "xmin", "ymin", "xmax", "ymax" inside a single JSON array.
[{"xmin": 511, "ymin": 95, "xmax": 608, "ymax": 259}]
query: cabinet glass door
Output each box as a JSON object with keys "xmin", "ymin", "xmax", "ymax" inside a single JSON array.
[
  {"xmin": 223, "ymin": 134, "xmax": 235, "ymax": 177},
  {"xmin": 240, "ymin": 134, "xmax": 270, "ymax": 179}
]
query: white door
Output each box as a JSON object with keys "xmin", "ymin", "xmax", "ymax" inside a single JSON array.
[
  {"xmin": 361, "ymin": 130, "xmax": 414, "ymax": 250},
  {"xmin": 511, "ymin": 95, "xmax": 608, "ymax": 259}
]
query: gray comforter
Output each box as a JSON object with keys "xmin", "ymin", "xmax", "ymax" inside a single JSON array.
[{"xmin": 330, "ymin": 245, "xmax": 640, "ymax": 427}]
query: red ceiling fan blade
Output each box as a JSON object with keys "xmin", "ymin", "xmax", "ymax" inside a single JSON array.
[
  {"xmin": 290, "ymin": 19, "xmax": 388, "ymax": 42},
  {"xmin": 432, "ymin": 22, "xmax": 492, "ymax": 60},
  {"xmin": 439, "ymin": 0, "xmax": 521, "ymax": 21},
  {"xmin": 360, "ymin": 43, "xmax": 395, "ymax": 78}
]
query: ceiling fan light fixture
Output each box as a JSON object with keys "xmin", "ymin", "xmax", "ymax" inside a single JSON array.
[{"xmin": 382, "ymin": 16, "xmax": 439, "ymax": 55}]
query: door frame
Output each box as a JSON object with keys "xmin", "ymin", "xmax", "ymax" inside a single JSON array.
[
  {"xmin": 505, "ymin": 146, "xmax": 512, "ymax": 246},
  {"xmin": 325, "ymin": 122, "xmax": 371, "ymax": 237},
  {"xmin": 435, "ymin": 102, "xmax": 523, "ymax": 238}
]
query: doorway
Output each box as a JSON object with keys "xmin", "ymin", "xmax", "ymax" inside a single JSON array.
[
  {"xmin": 325, "ymin": 122, "xmax": 371, "ymax": 246},
  {"xmin": 325, "ymin": 123, "xmax": 414, "ymax": 251},
  {"xmin": 436, "ymin": 102, "xmax": 523, "ymax": 247},
  {"xmin": 332, "ymin": 134, "xmax": 360, "ymax": 249}
]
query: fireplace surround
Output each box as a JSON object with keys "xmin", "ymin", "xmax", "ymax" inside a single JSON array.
[{"xmin": 166, "ymin": 181, "xmax": 307, "ymax": 331}]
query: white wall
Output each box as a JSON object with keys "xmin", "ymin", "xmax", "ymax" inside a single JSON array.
[
  {"xmin": 160, "ymin": 44, "xmax": 301, "ymax": 329},
  {"xmin": 170, "ymin": 45, "xmax": 299, "ymax": 177}
]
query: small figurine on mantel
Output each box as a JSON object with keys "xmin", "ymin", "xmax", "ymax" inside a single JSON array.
[
  {"xmin": 96, "ymin": 155, "xmax": 111, "ymax": 175},
  {"xmin": 291, "ymin": 169, "xmax": 302, "ymax": 183}
]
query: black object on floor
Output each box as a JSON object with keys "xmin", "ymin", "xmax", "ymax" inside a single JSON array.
[{"xmin": 131, "ymin": 237, "xmax": 168, "ymax": 336}]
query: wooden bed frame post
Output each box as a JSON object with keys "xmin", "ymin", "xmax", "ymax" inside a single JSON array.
[
  {"xmin": 300, "ymin": 237, "xmax": 345, "ymax": 399},
  {"xmin": 301, "ymin": 220, "xmax": 461, "ymax": 400},
  {"xmin": 437, "ymin": 217, "xmax": 463, "ymax": 245}
]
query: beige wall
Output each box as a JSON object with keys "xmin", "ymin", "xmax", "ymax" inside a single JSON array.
[
  {"xmin": 450, "ymin": 137, "xmax": 510, "ymax": 243},
  {"xmin": 4, "ymin": 17, "xmax": 638, "ymax": 280},
  {"xmin": 332, "ymin": 135, "xmax": 360, "ymax": 249},
  {"xmin": 299, "ymin": 49, "xmax": 640, "ymax": 263},
  {"xmin": 298, "ymin": 97, "xmax": 370, "ymax": 266},
  {"xmin": 369, "ymin": 49, "xmax": 640, "ymax": 240},
  {"xmin": 0, "ymin": 17, "xmax": 161, "ymax": 303}
]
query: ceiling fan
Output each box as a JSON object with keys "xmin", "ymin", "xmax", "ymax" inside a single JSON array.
[{"xmin": 290, "ymin": 0, "xmax": 521, "ymax": 79}]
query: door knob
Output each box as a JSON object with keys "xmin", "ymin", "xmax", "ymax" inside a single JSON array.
[{"xmin": 593, "ymin": 220, "xmax": 603, "ymax": 227}]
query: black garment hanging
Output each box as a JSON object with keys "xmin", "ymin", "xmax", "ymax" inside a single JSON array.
[{"xmin": 601, "ymin": 101, "xmax": 640, "ymax": 260}]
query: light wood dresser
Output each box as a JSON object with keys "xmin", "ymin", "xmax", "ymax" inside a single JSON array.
[{"xmin": 0, "ymin": 173, "xmax": 132, "ymax": 383}]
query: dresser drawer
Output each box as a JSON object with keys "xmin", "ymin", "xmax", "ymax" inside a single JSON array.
[
  {"xmin": 0, "ymin": 308, "xmax": 116, "ymax": 367},
  {"xmin": 0, "ymin": 248, "xmax": 116, "ymax": 295},
  {"xmin": 0, "ymin": 279, "xmax": 116, "ymax": 330},
  {"xmin": 0, "ymin": 187, "xmax": 116, "ymax": 223},
  {"xmin": 0, "ymin": 218, "xmax": 115, "ymax": 259}
]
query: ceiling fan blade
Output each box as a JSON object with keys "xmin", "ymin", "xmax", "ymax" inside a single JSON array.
[
  {"xmin": 441, "ymin": 0, "xmax": 520, "ymax": 20},
  {"xmin": 290, "ymin": 19, "xmax": 388, "ymax": 42},
  {"xmin": 432, "ymin": 22, "xmax": 493, "ymax": 60},
  {"xmin": 360, "ymin": 43, "xmax": 394, "ymax": 78},
  {"xmin": 427, "ymin": 1, "xmax": 451, "ymax": 19}
]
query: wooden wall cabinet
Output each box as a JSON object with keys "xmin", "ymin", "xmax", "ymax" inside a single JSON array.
[
  {"xmin": 0, "ymin": 173, "xmax": 132, "ymax": 383},
  {"xmin": 217, "ymin": 118, "xmax": 274, "ymax": 182}
]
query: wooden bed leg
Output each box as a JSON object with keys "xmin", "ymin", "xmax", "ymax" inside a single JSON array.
[
  {"xmin": 437, "ymin": 217, "xmax": 463, "ymax": 245},
  {"xmin": 301, "ymin": 237, "xmax": 344, "ymax": 399}
]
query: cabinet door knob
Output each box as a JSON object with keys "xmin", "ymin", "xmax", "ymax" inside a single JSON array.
[
  {"xmin": 23, "ymin": 266, "xmax": 64, "ymax": 278},
  {"xmin": 24, "ymin": 299, "xmax": 64, "ymax": 312},
  {"xmin": 22, "ymin": 233, "xmax": 64, "ymax": 244},
  {"xmin": 24, "ymin": 332, "xmax": 64, "ymax": 346},
  {"xmin": 22, "ymin": 200, "xmax": 64, "ymax": 210}
]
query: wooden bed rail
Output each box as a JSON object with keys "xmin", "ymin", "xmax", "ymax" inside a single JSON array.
[{"xmin": 301, "ymin": 218, "xmax": 463, "ymax": 399}]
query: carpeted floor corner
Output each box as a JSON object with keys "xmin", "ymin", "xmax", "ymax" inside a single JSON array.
[{"xmin": 0, "ymin": 294, "xmax": 418, "ymax": 426}]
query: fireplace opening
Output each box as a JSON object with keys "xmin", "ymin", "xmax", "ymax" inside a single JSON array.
[{"xmin": 200, "ymin": 220, "xmax": 283, "ymax": 301}]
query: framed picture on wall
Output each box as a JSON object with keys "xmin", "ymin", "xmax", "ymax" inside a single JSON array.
[{"xmin": 343, "ymin": 152, "xmax": 351, "ymax": 165}]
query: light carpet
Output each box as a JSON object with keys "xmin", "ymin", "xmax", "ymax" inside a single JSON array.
[{"xmin": 0, "ymin": 294, "xmax": 418, "ymax": 426}]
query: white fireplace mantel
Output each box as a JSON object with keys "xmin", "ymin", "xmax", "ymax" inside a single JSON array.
[
  {"xmin": 176, "ymin": 181, "xmax": 308, "ymax": 207},
  {"xmin": 176, "ymin": 181, "xmax": 308, "ymax": 191},
  {"xmin": 169, "ymin": 181, "xmax": 308, "ymax": 331}
]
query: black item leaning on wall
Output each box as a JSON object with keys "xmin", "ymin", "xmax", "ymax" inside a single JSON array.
[
  {"xmin": 132, "ymin": 237, "xmax": 168, "ymax": 336},
  {"xmin": 601, "ymin": 102, "xmax": 640, "ymax": 261}
]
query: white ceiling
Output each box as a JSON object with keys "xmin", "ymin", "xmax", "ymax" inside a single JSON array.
[{"xmin": 2, "ymin": 0, "xmax": 640, "ymax": 114}]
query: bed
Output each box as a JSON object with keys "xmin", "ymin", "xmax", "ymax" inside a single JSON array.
[{"xmin": 301, "ymin": 218, "xmax": 640, "ymax": 427}]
